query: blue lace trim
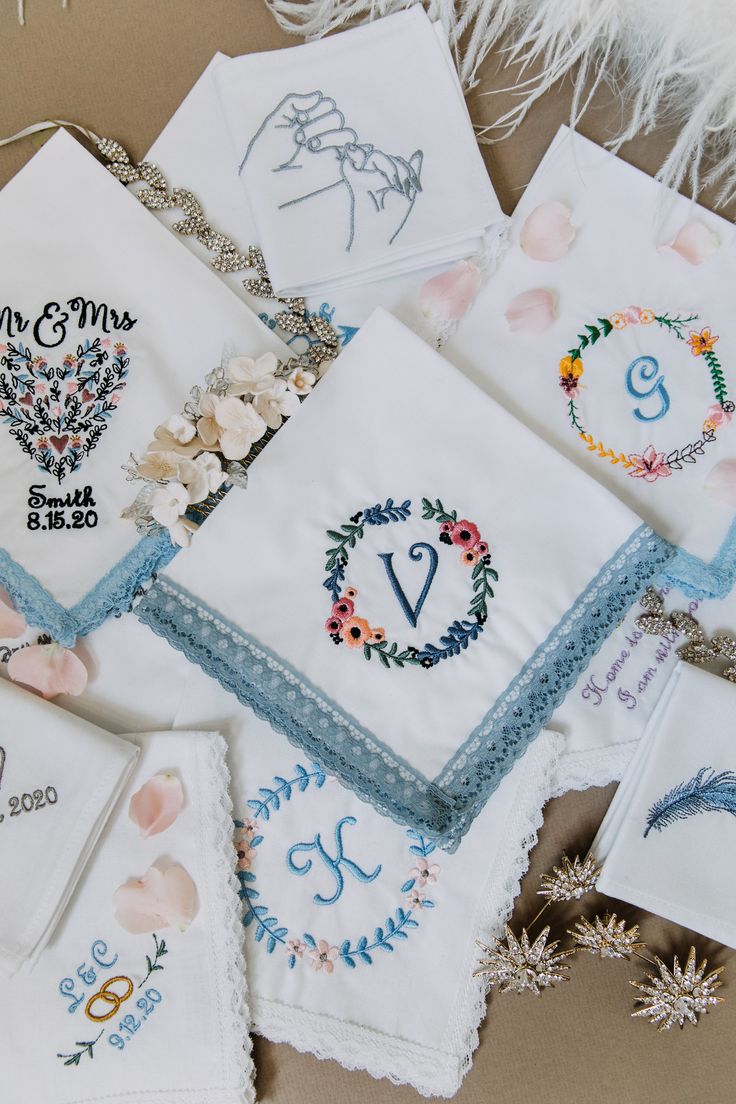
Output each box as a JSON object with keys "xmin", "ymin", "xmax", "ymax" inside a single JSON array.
[
  {"xmin": 135, "ymin": 524, "xmax": 674, "ymax": 848},
  {"xmin": 0, "ymin": 531, "xmax": 177, "ymax": 646},
  {"xmin": 660, "ymin": 516, "xmax": 736, "ymax": 600}
]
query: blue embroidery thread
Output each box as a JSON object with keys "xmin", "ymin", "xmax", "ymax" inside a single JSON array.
[
  {"xmin": 644, "ymin": 766, "xmax": 736, "ymax": 836},
  {"xmin": 236, "ymin": 764, "xmax": 436, "ymax": 969},
  {"xmin": 625, "ymin": 355, "xmax": 670, "ymax": 423},
  {"xmin": 240, "ymin": 90, "xmax": 423, "ymax": 251},
  {"xmin": 286, "ymin": 815, "xmax": 382, "ymax": 906},
  {"xmin": 377, "ymin": 542, "xmax": 438, "ymax": 628}
]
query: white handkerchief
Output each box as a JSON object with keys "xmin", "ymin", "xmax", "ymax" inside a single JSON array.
[
  {"xmin": 174, "ymin": 668, "xmax": 559, "ymax": 1098},
  {"xmin": 0, "ymin": 128, "xmax": 289, "ymax": 646},
  {"xmin": 552, "ymin": 581, "xmax": 736, "ymax": 796},
  {"xmin": 594, "ymin": 663, "xmax": 736, "ymax": 949},
  {"xmin": 0, "ymin": 729, "xmax": 253, "ymax": 1104},
  {"xmin": 214, "ymin": 9, "xmax": 502, "ymax": 296},
  {"xmin": 445, "ymin": 125, "xmax": 736, "ymax": 598},
  {"xmin": 148, "ymin": 53, "xmax": 505, "ymax": 352},
  {"xmin": 0, "ymin": 680, "xmax": 138, "ymax": 977},
  {"xmin": 136, "ymin": 308, "xmax": 673, "ymax": 847}
]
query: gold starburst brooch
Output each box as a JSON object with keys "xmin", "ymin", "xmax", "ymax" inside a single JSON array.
[
  {"xmin": 474, "ymin": 925, "xmax": 573, "ymax": 995},
  {"xmin": 538, "ymin": 854, "xmax": 600, "ymax": 903},
  {"xmin": 631, "ymin": 948, "xmax": 724, "ymax": 1030},
  {"xmin": 570, "ymin": 914, "xmax": 644, "ymax": 960}
]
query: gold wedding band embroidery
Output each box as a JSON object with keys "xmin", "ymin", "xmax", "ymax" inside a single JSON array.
[{"xmin": 84, "ymin": 975, "xmax": 134, "ymax": 1022}]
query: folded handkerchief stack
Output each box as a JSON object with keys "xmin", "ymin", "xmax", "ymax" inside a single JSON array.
[
  {"xmin": 136, "ymin": 308, "xmax": 674, "ymax": 848},
  {"xmin": 0, "ymin": 679, "xmax": 138, "ymax": 977},
  {"xmin": 214, "ymin": 8, "xmax": 502, "ymax": 296},
  {"xmin": 0, "ymin": 128, "xmax": 288, "ymax": 646},
  {"xmin": 0, "ymin": 728, "xmax": 253, "ymax": 1104},
  {"xmin": 594, "ymin": 663, "xmax": 736, "ymax": 948}
]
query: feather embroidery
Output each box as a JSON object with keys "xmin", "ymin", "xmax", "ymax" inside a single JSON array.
[{"xmin": 644, "ymin": 767, "xmax": 736, "ymax": 837}]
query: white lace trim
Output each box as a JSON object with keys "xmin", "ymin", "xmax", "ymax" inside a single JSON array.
[
  {"xmin": 198, "ymin": 733, "xmax": 255, "ymax": 1104},
  {"xmin": 251, "ymin": 733, "xmax": 560, "ymax": 1097},
  {"xmin": 551, "ymin": 739, "xmax": 638, "ymax": 798}
]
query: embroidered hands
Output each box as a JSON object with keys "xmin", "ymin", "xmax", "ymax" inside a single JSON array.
[{"xmin": 241, "ymin": 90, "xmax": 423, "ymax": 252}]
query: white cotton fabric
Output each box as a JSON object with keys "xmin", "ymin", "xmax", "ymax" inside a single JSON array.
[
  {"xmin": 551, "ymin": 581, "xmax": 736, "ymax": 796},
  {"xmin": 213, "ymin": 8, "xmax": 502, "ymax": 297},
  {"xmin": 153, "ymin": 309, "xmax": 648, "ymax": 802},
  {"xmin": 0, "ymin": 128, "xmax": 288, "ymax": 618},
  {"xmin": 0, "ymin": 680, "xmax": 138, "ymax": 977},
  {"xmin": 0, "ymin": 729, "xmax": 253, "ymax": 1104},
  {"xmin": 147, "ymin": 53, "xmax": 506, "ymax": 349},
  {"xmin": 174, "ymin": 669, "xmax": 559, "ymax": 1098},
  {"xmin": 444, "ymin": 124, "xmax": 736, "ymax": 564},
  {"xmin": 594, "ymin": 663, "xmax": 736, "ymax": 949}
]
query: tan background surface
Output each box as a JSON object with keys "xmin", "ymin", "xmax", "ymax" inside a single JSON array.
[{"xmin": 1, "ymin": 3, "xmax": 733, "ymax": 1102}]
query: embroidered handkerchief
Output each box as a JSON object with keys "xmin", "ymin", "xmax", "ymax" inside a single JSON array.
[
  {"xmin": 0, "ymin": 680, "xmax": 138, "ymax": 977},
  {"xmin": 147, "ymin": 53, "xmax": 507, "ymax": 352},
  {"xmin": 593, "ymin": 663, "xmax": 736, "ymax": 949},
  {"xmin": 136, "ymin": 308, "xmax": 673, "ymax": 847},
  {"xmin": 445, "ymin": 125, "xmax": 736, "ymax": 599},
  {"xmin": 0, "ymin": 127, "xmax": 289, "ymax": 646},
  {"xmin": 213, "ymin": 8, "xmax": 502, "ymax": 296},
  {"xmin": 0, "ymin": 729, "xmax": 253, "ymax": 1104},
  {"xmin": 551, "ymin": 581, "xmax": 736, "ymax": 796},
  {"xmin": 174, "ymin": 668, "xmax": 559, "ymax": 1097}
]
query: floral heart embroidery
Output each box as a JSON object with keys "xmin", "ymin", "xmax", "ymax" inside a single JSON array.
[{"xmin": 0, "ymin": 338, "xmax": 129, "ymax": 482}]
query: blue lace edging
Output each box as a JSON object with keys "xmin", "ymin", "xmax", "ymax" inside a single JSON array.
[
  {"xmin": 0, "ymin": 530, "xmax": 177, "ymax": 646},
  {"xmin": 135, "ymin": 524, "xmax": 674, "ymax": 849},
  {"xmin": 659, "ymin": 515, "xmax": 736, "ymax": 600}
]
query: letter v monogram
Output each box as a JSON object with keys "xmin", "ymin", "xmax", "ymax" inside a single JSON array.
[{"xmin": 378, "ymin": 542, "xmax": 438, "ymax": 628}]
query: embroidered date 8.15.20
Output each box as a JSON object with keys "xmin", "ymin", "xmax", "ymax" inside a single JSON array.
[{"xmin": 26, "ymin": 483, "xmax": 98, "ymax": 532}]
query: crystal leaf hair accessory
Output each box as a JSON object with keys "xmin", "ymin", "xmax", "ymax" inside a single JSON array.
[{"xmin": 636, "ymin": 588, "xmax": 736, "ymax": 682}]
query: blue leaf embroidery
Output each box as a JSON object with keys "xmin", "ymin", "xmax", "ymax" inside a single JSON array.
[{"xmin": 644, "ymin": 767, "xmax": 736, "ymax": 837}]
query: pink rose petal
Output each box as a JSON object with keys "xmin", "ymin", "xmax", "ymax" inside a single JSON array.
[
  {"xmin": 419, "ymin": 259, "xmax": 482, "ymax": 323},
  {"xmin": 113, "ymin": 861, "xmax": 198, "ymax": 934},
  {"xmin": 129, "ymin": 772, "xmax": 184, "ymax": 838},
  {"xmin": 520, "ymin": 201, "xmax": 575, "ymax": 261},
  {"xmin": 704, "ymin": 459, "xmax": 736, "ymax": 507},
  {"xmin": 7, "ymin": 643, "xmax": 87, "ymax": 699},
  {"xmin": 505, "ymin": 288, "xmax": 557, "ymax": 333},
  {"xmin": 0, "ymin": 593, "xmax": 26, "ymax": 639},
  {"xmin": 661, "ymin": 220, "xmax": 720, "ymax": 265}
]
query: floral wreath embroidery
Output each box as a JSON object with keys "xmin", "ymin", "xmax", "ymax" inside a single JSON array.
[
  {"xmin": 558, "ymin": 308, "xmax": 734, "ymax": 483},
  {"xmin": 322, "ymin": 497, "xmax": 498, "ymax": 669},
  {"xmin": 0, "ymin": 338, "xmax": 129, "ymax": 483},
  {"xmin": 234, "ymin": 762, "xmax": 438, "ymax": 972}
]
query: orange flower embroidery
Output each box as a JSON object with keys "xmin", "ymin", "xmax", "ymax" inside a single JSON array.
[
  {"xmin": 340, "ymin": 616, "xmax": 372, "ymax": 648},
  {"xmin": 687, "ymin": 328, "xmax": 719, "ymax": 356}
]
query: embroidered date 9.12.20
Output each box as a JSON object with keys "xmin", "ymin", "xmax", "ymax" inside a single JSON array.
[{"xmin": 26, "ymin": 484, "xmax": 98, "ymax": 531}]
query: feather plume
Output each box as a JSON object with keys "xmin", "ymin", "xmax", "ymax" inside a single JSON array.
[
  {"xmin": 264, "ymin": 0, "xmax": 736, "ymax": 207},
  {"xmin": 644, "ymin": 767, "xmax": 736, "ymax": 837}
]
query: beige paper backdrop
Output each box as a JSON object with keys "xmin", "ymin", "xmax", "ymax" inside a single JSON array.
[{"xmin": 0, "ymin": 3, "xmax": 733, "ymax": 1102}]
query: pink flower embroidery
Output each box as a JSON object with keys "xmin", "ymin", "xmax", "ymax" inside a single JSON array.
[
  {"xmin": 240, "ymin": 817, "xmax": 259, "ymax": 837},
  {"xmin": 331, "ymin": 596, "xmax": 354, "ymax": 620},
  {"xmin": 628, "ymin": 445, "xmax": 672, "ymax": 482},
  {"xmin": 703, "ymin": 403, "xmax": 733, "ymax": 432},
  {"xmin": 406, "ymin": 888, "xmax": 428, "ymax": 909},
  {"xmin": 450, "ymin": 520, "xmax": 480, "ymax": 548},
  {"xmin": 309, "ymin": 940, "xmax": 339, "ymax": 973},
  {"xmin": 286, "ymin": 939, "xmax": 307, "ymax": 960},
  {"xmin": 325, "ymin": 616, "xmax": 343, "ymax": 634},
  {"xmin": 234, "ymin": 831, "xmax": 257, "ymax": 871},
  {"xmin": 409, "ymin": 861, "xmax": 440, "ymax": 887}
]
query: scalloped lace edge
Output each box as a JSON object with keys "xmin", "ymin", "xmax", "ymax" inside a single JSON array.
[
  {"xmin": 0, "ymin": 530, "xmax": 175, "ymax": 646},
  {"xmin": 250, "ymin": 733, "xmax": 560, "ymax": 1098},
  {"xmin": 550, "ymin": 738, "xmax": 637, "ymax": 799},
  {"xmin": 200, "ymin": 733, "xmax": 256, "ymax": 1104}
]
